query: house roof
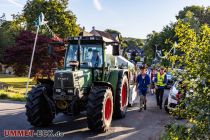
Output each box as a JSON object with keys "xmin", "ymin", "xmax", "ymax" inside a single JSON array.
[
  {"xmin": 90, "ymin": 29, "xmax": 119, "ymax": 43},
  {"xmin": 79, "ymin": 31, "xmax": 94, "ymax": 36}
]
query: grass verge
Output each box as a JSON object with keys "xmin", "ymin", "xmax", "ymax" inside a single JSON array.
[
  {"xmin": 0, "ymin": 91, "xmax": 26, "ymax": 102},
  {"xmin": 0, "ymin": 75, "xmax": 34, "ymax": 102}
]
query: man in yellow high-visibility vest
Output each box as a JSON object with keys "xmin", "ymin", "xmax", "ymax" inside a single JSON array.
[{"xmin": 154, "ymin": 66, "xmax": 167, "ymax": 109}]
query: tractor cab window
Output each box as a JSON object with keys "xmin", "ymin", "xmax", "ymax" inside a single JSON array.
[
  {"xmin": 66, "ymin": 44, "xmax": 103, "ymax": 68},
  {"xmin": 66, "ymin": 44, "xmax": 78, "ymax": 67},
  {"xmin": 80, "ymin": 44, "xmax": 103, "ymax": 68}
]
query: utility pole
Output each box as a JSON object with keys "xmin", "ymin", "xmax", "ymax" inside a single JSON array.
[{"xmin": 26, "ymin": 13, "xmax": 45, "ymax": 94}]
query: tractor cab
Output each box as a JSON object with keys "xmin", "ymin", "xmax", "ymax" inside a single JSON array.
[
  {"xmin": 65, "ymin": 36, "xmax": 105, "ymax": 70},
  {"xmin": 58, "ymin": 35, "xmax": 120, "ymax": 83}
]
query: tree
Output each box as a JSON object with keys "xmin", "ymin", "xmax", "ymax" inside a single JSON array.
[
  {"xmin": 176, "ymin": 5, "xmax": 210, "ymax": 26},
  {"xmin": 135, "ymin": 56, "xmax": 140, "ymax": 62},
  {"xmin": 4, "ymin": 31, "xmax": 65, "ymax": 77},
  {"xmin": 0, "ymin": 13, "xmax": 6, "ymax": 26},
  {"xmin": 104, "ymin": 29, "xmax": 121, "ymax": 35},
  {"xmin": 144, "ymin": 6, "xmax": 210, "ymax": 66},
  {"xmin": 0, "ymin": 13, "xmax": 27, "ymax": 62},
  {"xmin": 0, "ymin": 21, "xmax": 20, "ymax": 62},
  {"xmin": 23, "ymin": 0, "xmax": 80, "ymax": 38},
  {"xmin": 124, "ymin": 37, "xmax": 144, "ymax": 48},
  {"xmin": 135, "ymin": 39, "xmax": 144, "ymax": 48},
  {"xmin": 144, "ymin": 31, "xmax": 161, "ymax": 65},
  {"xmin": 144, "ymin": 23, "xmax": 177, "ymax": 66},
  {"xmin": 127, "ymin": 39, "xmax": 138, "ymax": 47},
  {"xmin": 163, "ymin": 21, "xmax": 210, "ymax": 140}
]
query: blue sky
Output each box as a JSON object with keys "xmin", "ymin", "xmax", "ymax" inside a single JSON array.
[{"xmin": 1, "ymin": 0, "xmax": 210, "ymax": 38}]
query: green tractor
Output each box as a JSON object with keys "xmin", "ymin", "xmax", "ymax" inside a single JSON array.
[{"xmin": 25, "ymin": 34, "xmax": 137, "ymax": 132}]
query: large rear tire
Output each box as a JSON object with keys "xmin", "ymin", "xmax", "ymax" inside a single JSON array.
[
  {"xmin": 114, "ymin": 75, "xmax": 129, "ymax": 118},
  {"xmin": 87, "ymin": 86, "xmax": 113, "ymax": 132},
  {"xmin": 25, "ymin": 85, "xmax": 55, "ymax": 126}
]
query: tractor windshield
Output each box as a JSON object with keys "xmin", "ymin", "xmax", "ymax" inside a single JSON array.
[{"xmin": 66, "ymin": 44, "xmax": 103, "ymax": 68}]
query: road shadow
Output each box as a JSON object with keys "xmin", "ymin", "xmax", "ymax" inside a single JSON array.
[
  {"xmin": 0, "ymin": 99, "xmax": 25, "ymax": 104},
  {"xmin": 0, "ymin": 90, "xmax": 173, "ymax": 140},
  {"xmin": 28, "ymin": 112, "xmax": 137, "ymax": 139}
]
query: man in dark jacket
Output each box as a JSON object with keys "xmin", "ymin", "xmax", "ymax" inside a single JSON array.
[{"xmin": 136, "ymin": 65, "xmax": 150, "ymax": 112}]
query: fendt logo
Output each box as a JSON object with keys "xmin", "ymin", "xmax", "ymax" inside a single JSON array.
[
  {"xmin": 57, "ymin": 73, "xmax": 69, "ymax": 81},
  {"xmin": 57, "ymin": 77, "xmax": 69, "ymax": 81}
]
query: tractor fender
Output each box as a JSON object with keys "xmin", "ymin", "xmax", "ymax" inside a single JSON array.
[
  {"xmin": 123, "ymin": 71, "xmax": 129, "ymax": 81},
  {"xmin": 118, "ymin": 70, "xmax": 129, "ymax": 83},
  {"xmin": 108, "ymin": 70, "xmax": 129, "ymax": 104},
  {"xmin": 92, "ymin": 81, "xmax": 114, "ymax": 94}
]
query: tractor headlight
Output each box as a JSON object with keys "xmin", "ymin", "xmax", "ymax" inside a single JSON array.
[
  {"xmin": 56, "ymin": 89, "xmax": 61, "ymax": 93},
  {"xmin": 67, "ymin": 89, "xmax": 74, "ymax": 94}
]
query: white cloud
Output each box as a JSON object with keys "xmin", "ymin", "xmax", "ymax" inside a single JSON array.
[
  {"xmin": 93, "ymin": 0, "xmax": 102, "ymax": 11},
  {"xmin": 6, "ymin": 0, "xmax": 23, "ymax": 8}
]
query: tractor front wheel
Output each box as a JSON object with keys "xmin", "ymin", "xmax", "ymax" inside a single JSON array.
[
  {"xmin": 25, "ymin": 85, "xmax": 55, "ymax": 126},
  {"xmin": 87, "ymin": 86, "xmax": 113, "ymax": 132}
]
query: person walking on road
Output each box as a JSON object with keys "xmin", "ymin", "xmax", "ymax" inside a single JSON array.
[
  {"xmin": 150, "ymin": 67, "xmax": 156, "ymax": 95},
  {"xmin": 154, "ymin": 66, "xmax": 167, "ymax": 109},
  {"xmin": 136, "ymin": 65, "xmax": 150, "ymax": 112}
]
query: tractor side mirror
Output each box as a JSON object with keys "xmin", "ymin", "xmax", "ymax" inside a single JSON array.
[
  {"xmin": 112, "ymin": 45, "xmax": 120, "ymax": 56},
  {"xmin": 48, "ymin": 44, "xmax": 53, "ymax": 56},
  {"xmin": 48, "ymin": 42, "xmax": 64, "ymax": 56}
]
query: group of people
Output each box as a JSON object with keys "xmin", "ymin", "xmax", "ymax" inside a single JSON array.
[{"xmin": 136, "ymin": 65, "xmax": 167, "ymax": 112}]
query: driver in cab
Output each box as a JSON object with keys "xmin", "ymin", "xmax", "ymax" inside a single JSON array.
[{"xmin": 91, "ymin": 50, "xmax": 101, "ymax": 67}]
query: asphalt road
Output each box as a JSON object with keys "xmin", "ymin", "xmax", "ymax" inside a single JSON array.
[{"xmin": 0, "ymin": 90, "xmax": 173, "ymax": 140}]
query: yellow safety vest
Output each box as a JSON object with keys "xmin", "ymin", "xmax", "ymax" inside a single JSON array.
[{"xmin": 156, "ymin": 72, "xmax": 166, "ymax": 86}]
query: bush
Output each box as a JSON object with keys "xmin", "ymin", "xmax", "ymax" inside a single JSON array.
[
  {"xmin": 0, "ymin": 93, "xmax": 8, "ymax": 99},
  {"xmin": 162, "ymin": 21, "xmax": 210, "ymax": 139}
]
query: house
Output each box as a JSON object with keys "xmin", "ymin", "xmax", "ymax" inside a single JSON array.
[
  {"xmin": 90, "ymin": 26, "xmax": 120, "ymax": 43},
  {"xmin": 0, "ymin": 63, "xmax": 14, "ymax": 74},
  {"xmin": 124, "ymin": 46, "xmax": 144, "ymax": 62}
]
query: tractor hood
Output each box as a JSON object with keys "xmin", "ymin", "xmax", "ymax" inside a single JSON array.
[{"xmin": 54, "ymin": 69, "xmax": 92, "ymax": 89}]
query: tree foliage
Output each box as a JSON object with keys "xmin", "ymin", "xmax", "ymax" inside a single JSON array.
[
  {"xmin": 144, "ymin": 5, "xmax": 209, "ymax": 66},
  {"xmin": 4, "ymin": 31, "xmax": 65, "ymax": 77},
  {"xmin": 163, "ymin": 21, "xmax": 210, "ymax": 140},
  {"xmin": 104, "ymin": 29, "xmax": 121, "ymax": 35},
  {"xmin": 124, "ymin": 37, "xmax": 144, "ymax": 48},
  {"xmin": 0, "ymin": 13, "xmax": 27, "ymax": 62},
  {"xmin": 135, "ymin": 56, "xmax": 141, "ymax": 62},
  {"xmin": 176, "ymin": 5, "xmax": 210, "ymax": 26},
  {"xmin": 0, "ymin": 21, "xmax": 20, "ymax": 62},
  {"xmin": 23, "ymin": 0, "xmax": 80, "ymax": 38},
  {"xmin": 144, "ymin": 23, "xmax": 177, "ymax": 66},
  {"xmin": 1, "ymin": 0, "xmax": 80, "ymax": 76}
]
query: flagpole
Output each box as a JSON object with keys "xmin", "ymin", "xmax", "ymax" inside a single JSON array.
[{"xmin": 26, "ymin": 25, "xmax": 40, "ymax": 94}]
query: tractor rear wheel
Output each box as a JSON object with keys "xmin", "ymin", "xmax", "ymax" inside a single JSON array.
[
  {"xmin": 87, "ymin": 86, "xmax": 113, "ymax": 132},
  {"xmin": 25, "ymin": 85, "xmax": 55, "ymax": 126},
  {"xmin": 114, "ymin": 75, "xmax": 129, "ymax": 118}
]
